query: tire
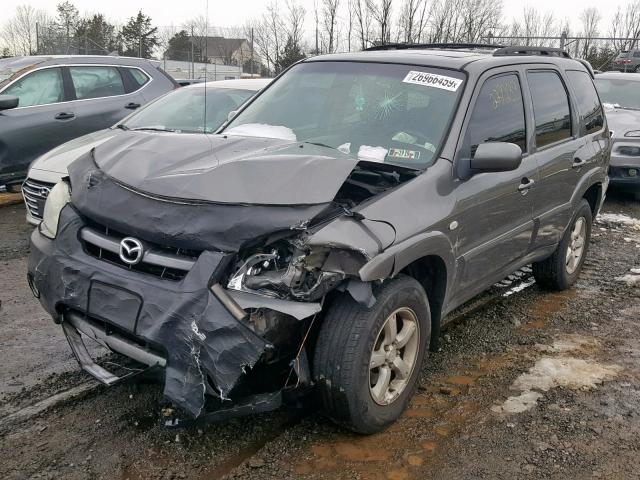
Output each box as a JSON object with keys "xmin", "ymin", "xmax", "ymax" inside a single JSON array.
[
  {"xmin": 313, "ymin": 275, "xmax": 430, "ymax": 434},
  {"xmin": 533, "ymin": 199, "xmax": 592, "ymax": 291},
  {"xmin": 5, "ymin": 182, "xmax": 21, "ymax": 194}
]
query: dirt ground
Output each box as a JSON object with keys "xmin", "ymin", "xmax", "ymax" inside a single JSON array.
[{"xmin": 1, "ymin": 192, "xmax": 639, "ymax": 480}]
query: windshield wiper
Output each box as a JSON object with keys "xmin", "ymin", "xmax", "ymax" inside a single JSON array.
[
  {"xmin": 114, "ymin": 123, "xmax": 129, "ymax": 130},
  {"xmin": 130, "ymin": 126, "xmax": 177, "ymax": 133}
]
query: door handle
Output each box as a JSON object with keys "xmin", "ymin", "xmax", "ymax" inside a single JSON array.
[
  {"xmin": 54, "ymin": 112, "xmax": 75, "ymax": 120},
  {"xmin": 518, "ymin": 178, "xmax": 535, "ymax": 192},
  {"xmin": 125, "ymin": 102, "xmax": 141, "ymax": 110},
  {"xmin": 572, "ymin": 158, "xmax": 587, "ymax": 168}
]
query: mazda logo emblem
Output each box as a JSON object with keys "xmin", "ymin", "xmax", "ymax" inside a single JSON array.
[{"xmin": 119, "ymin": 237, "xmax": 144, "ymax": 265}]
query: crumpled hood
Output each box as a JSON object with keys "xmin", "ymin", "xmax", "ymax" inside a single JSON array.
[
  {"xmin": 31, "ymin": 129, "xmax": 120, "ymax": 174},
  {"xmin": 92, "ymin": 131, "xmax": 361, "ymax": 205},
  {"xmin": 604, "ymin": 107, "xmax": 640, "ymax": 138}
]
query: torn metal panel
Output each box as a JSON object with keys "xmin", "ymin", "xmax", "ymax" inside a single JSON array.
[
  {"xmin": 228, "ymin": 290, "xmax": 322, "ymax": 320},
  {"xmin": 28, "ymin": 207, "xmax": 268, "ymax": 417}
]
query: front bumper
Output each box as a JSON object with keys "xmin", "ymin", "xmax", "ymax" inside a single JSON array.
[{"xmin": 28, "ymin": 206, "xmax": 270, "ymax": 417}]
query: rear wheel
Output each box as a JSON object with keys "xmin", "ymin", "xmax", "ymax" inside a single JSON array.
[
  {"xmin": 533, "ymin": 199, "xmax": 592, "ymax": 290},
  {"xmin": 313, "ymin": 275, "xmax": 430, "ymax": 433}
]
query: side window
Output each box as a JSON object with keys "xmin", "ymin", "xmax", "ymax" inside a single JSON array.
[
  {"xmin": 127, "ymin": 68, "xmax": 149, "ymax": 88},
  {"xmin": 69, "ymin": 66, "xmax": 125, "ymax": 100},
  {"xmin": 463, "ymin": 73, "xmax": 526, "ymax": 157},
  {"xmin": 633, "ymin": 51, "xmax": 640, "ymax": 58},
  {"xmin": 527, "ymin": 71, "xmax": 572, "ymax": 148},
  {"xmin": 566, "ymin": 70, "xmax": 604, "ymax": 135},
  {"xmin": 3, "ymin": 68, "xmax": 64, "ymax": 107}
]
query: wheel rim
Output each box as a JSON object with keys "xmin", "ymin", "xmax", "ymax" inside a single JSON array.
[
  {"xmin": 369, "ymin": 307, "xmax": 420, "ymax": 406},
  {"xmin": 566, "ymin": 216, "xmax": 587, "ymax": 275}
]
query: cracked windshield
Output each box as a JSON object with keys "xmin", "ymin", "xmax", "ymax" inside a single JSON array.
[{"xmin": 225, "ymin": 61, "xmax": 463, "ymax": 168}]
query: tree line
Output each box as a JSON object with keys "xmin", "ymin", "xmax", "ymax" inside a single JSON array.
[{"xmin": 3, "ymin": 0, "xmax": 640, "ymax": 74}]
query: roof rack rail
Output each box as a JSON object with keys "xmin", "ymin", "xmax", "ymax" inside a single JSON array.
[
  {"xmin": 364, "ymin": 42, "xmax": 505, "ymax": 52},
  {"xmin": 492, "ymin": 46, "xmax": 571, "ymax": 58}
]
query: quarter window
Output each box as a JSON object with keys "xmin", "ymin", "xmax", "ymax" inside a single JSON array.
[
  {"xmin": 566, "ymin": 70, "xmax": 604, "ymax": 135},
  {"xmin": 527, "ymin": 71, "xmax": 572, "ymax": 148},
  {"xmin": 464, "ymin": 73, "xmax": 527, "ymax": 156},
  {"xmin": 127, "ymin": 68, "xmax": 149, "ymax": 87},
  {"xmin": 3, "ymin": 68, "xmax": 64, "ymax": 107},
  {"xmin": 70, "ymin": 66, "xmax": 125, "ymax": 100}
]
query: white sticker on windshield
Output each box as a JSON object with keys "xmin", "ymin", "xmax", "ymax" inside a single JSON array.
[{"xmin": 402, "ymin": 71, "xmax": 463, "ymax": 92}]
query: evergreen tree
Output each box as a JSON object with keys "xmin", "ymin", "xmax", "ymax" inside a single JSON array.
[
  {"xmin": 276, "ymin": 36, "xmax": 305, "ymax": 73},
  {"xmin": 164, "ymin": 30, "xmax": 196, "ymax": 61},
  {"xmin": 119, "ymin": 11, "xmax": 158, "ymax": 58},
  {"xmin": 75, "ymin": 14, "xmax": 117, "ymax": 55}
]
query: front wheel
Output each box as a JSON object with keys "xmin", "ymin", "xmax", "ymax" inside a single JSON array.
[
  {"xmin": 533, "ymin": 199, "xmax": 592, "ymax": 290},
  {"xmin": 313, "ymin": 275, "xmax": 430, "ymax": 434}
]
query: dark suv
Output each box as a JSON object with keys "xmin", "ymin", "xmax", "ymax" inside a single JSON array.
[
  {"xmin": 28, "ymin": 45, "xmax": 610, "ymax": 433},
  {"xmin": 0, "ymin": 55, "xmax": 177, "ymax": 188}
]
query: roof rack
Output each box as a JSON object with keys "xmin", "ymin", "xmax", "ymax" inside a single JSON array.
[
  {"xmin": 492, "ymin": 46, "xmax": 571, "ymax": 58},
  {"xmin": 364, "ymin": 42, "xmax": 505, "ymax": 52}
]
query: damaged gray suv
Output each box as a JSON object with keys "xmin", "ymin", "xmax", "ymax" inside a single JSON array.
[{"xmin": 28, "ymin": 44, "xmax": 610, "ymax": 433}]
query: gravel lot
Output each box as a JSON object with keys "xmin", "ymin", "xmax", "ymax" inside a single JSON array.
[{"xmin": 1, "ymin": 191, "xmax": 639, "ymax": 480}]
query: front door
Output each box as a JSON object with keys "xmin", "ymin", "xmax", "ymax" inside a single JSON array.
[
  {"xmin": 451, "ymin": 71, "xmax": 537, "ymax": 302},
  {"xmin": 0, "ymin": 67, "xmax": 77, "ymax": 177}
]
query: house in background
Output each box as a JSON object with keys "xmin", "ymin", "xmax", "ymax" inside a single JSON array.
[{"xmin": 197, "ymin": 36, "xmax": 252, "ymax": 66}]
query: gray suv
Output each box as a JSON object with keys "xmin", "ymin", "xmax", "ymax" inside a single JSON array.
[
  {"xmin": 28, "ymin": 45, "xmax": 610, "ymax": 433},
  {"xmin": 612, "ymin": 49, "xmax": 640, "ymax": 72},
  {"xmin": 0, "ymin": 55, "xmax": 177, "ymax": 188}
]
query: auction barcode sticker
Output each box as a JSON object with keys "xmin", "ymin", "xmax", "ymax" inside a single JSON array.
[{"xmin": 402, "ymin": 71, "xmax": 463, "ymax": 92}]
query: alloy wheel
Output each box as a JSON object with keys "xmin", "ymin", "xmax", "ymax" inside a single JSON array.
[{"xmin": 566, "ymin": 216, "xmax": 586, "ymax": 275}]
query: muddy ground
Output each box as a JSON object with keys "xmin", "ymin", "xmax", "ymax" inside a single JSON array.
[{"xmin": 1, "ymin": 192, "xmax": 639, "ymax": 480}]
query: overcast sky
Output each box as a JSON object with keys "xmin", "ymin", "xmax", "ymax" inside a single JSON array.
[{"xmin": 2, "ymin": 0, "xmax": 630, "ymax": 33}]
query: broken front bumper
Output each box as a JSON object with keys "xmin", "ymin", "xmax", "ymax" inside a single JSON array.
[{"xmin": 28, "ymin": 206, "xmax": 270, "ymax": 417}]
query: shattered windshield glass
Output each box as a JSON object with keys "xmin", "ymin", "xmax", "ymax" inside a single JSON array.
[
  {"xmin": 594, "ymin": 78, "xmax": 640, "ymax": 110},
  {"xmin": 224, "ymin": 61, "xmax": 464, "ymax": 168},
  {"xmin": 123, "ymin": 86, "xmax": 255, "ymax": 133}
]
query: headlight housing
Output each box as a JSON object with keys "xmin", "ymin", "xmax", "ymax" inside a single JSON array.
[
  {"xmin": 624, "ymin": 130, "xmax": 640, "ymax": 137},
  {"xmin": 40, "ymin": 181, "xmax": 71, "ymax": 239}
]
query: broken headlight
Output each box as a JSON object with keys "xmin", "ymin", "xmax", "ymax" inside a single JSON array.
[
  {"xmin": 40, "ymin": 181, "xmax": 71, "ymax": 239},
  {"xmin": 227, "ymin": 241, "xmax": 344, "ymax": 301}
]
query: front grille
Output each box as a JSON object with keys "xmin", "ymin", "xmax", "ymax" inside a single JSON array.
[
  {"xmin": 80, "ymin": 223, "xmax": 201, "ymax": 281},
  {"xmin": 22, "ymin": 178, "xmax": 55, "ymax": 220}
]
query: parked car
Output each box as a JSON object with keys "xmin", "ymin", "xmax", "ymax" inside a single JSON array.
[
  {"xmin": 22, "ymin": 78, "xmax": 271, "ymax": 225},
  {"xmin": 611, "ymin": 50, "xmax": 640, "ymax": 72},
  {"xmin": 595, "ymin": 72, "xmax": 640, "ymax": 198},
  {"xmin": 28, "ymin": 45, "xmax": 609, "ymax": 434},
  {"xmin": 0, "ymin": 55, "xmax": 178, "ymax": 189}
]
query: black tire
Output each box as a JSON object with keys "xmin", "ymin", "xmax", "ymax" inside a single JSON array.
[
  {"xmin": 5, "ymin": 182, "xmax": 21, "ymax": 194},
  {"xmin": 533, "ymin": 199, "xmax": 592, "ymax": 290},
  {"xmin": 313, "ymin": 275, "xmax": 430, "ymax": 434}
]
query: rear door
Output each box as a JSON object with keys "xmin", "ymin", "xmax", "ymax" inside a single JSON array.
[
  {"xmin": 67, "ymin": 65, "xmax": 147, "ymax": 136},
  {"xmin": 524, "ymin": 69, "xmax": 584, "ymax": 248},
  {"xmin": 0, "ymin": 66, "xmax": 77, "ymax": 177},
  {"xmin": 452, "ymin": 70, "xmax": 537, "ymax": 300}
]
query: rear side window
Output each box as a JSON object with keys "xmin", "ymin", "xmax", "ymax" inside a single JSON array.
[
  {"xmin": 566, "ymin": 70, "xmax": 604, "ymax": 135},
  {"xmin": 70, "ymin": 66, "xmax": 125, "ymax": 100},
  {"xmin": 463, "ymin": 73, "xmax": 527, "ymax": 156},
  {"xmin": 527, "ymin": 71, "xmax": 572, "ymax": 148},
  {"xmin": 634, "ymin": 52, "xmax": 640, "ymax": 58},
  {"xmin": 3, "ymin": 68, "xmax": 64, "ymax": 107},
  {"xmin": 128, "ymin": 68, "xmax": 149, "ymax": 87}
]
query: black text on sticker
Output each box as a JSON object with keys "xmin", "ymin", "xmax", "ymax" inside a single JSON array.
[
  {"xmin": 402, "ymin": 71, "xmax": 463, "ymax": 91},
  {"xmin": 388, "ymin": 148, "xmax": 421, "ymax": 160}
]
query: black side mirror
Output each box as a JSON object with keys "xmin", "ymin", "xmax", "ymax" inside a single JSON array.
[
  {"xmin": 458, "ymin": 142, "xmax": 522, "ymax": 179},
  {"xmin": 471, "ymin": 142, "xmax": 523, "ymax": 172},
  {"xmin": 0, "ymin": 95, "xmax": 19, "ymax": 111}
]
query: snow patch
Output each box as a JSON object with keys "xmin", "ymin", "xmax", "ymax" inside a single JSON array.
[
  {"xmin": 358, "ymin": 145, "xmax": 388, "ymax": 162},
  {"xmin": 337, "ymin": 142, "xmax": 351, "ymax": 154},
  {"xmin": 537, "ymin": 334, "xmax": 599, "ymax": 354},
  {"xmin": 492, "ymin": 391, "xmax": 543, "ymax": 414},
  {"xmin": 225, "ymin": 123, "xmax": 297, "ymax": 141},
  {"xmin": 616, "ymin": 268, "xmax": 640, "ymax": 286},
  {"xmin": 596, "ymin": 213, "xmax": 640, "ymax": 230},
  {"xmin": 190, "ymin": 321, "xmax": 206, "ymax": 341}
]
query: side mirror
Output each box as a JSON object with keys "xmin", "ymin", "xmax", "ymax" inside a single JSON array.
[
  {"xmin": 469, "ymin": 142, "xmax": 522, "ymax": 174},
  {"xmin": 0, "ymin": 95, "xmax": 19, "ymax": 111},
  {"xmin": 227, "ymin": 110, "xmax": 238, "ymax": 122}
]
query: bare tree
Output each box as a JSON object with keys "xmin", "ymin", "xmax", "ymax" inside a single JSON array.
[
  {"xmin": 398, "ymin": 0, "xmax": 429, "ymax": 43},
  {"xmin": 366, "ymin": 0, "xmax": 393, "ymax": 44},
  {"xmin": 609, "ymin": 1, "xmax": 640, "ymax": 52},
  {"xmin": 1, "ymin": 5, "xmax": 51, "ymax": 56},
  {"xmin": 579, "ymin": 8, "xmax": 600, "ymax": 58},
  {"xmin": 183, "ymin": 15, "xmax": 208, "ymax": 62},
  {"xmin": 321, "ymin": 0, "xmax": 340, "ymax": 53},
  {"xmin": 353, "ymin": 0, "xmax": 372, "ymax": 49}
]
